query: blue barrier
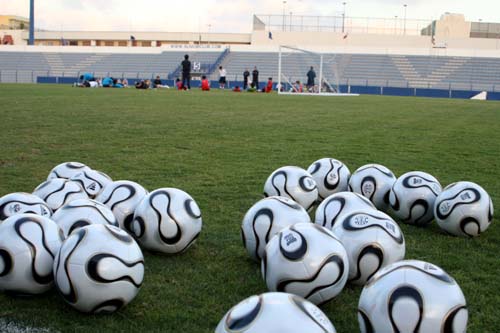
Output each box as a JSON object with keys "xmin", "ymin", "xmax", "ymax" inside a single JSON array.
[
  {"xmin": 383, "ymin": 87, "xmax": 414, "ymax": 97},
  {"xmin": 487, "ymin": 92, "xmax": 500, "ymax": 100},
  {"xmin": 451, "ymin": 90, "xmax": 481, "ymax": 99},
  {"xmin": 416, "ymin": 88, "xmax": 450, "ymax": 98},
  {"xmin": 36, "ymin": 76, "xmax": 57, "ymax": 84},
  {"xmin": 350, "ymin": 85, "xmax": 381, "ymax": 95}
]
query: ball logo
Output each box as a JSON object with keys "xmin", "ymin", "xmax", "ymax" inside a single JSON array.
[
  {"xmin": 303, "ymin": 177, "xmax": 316, "ymax": 191},
  {"xmin": 354, "ymin": 215, "xmax": 369, "ymax": 226},
  {"xmin": 12, "ymin": 204, "xmax": 21, "ymax": 213},
  {"xmin": 87, "ymin": 182, "xmax": 97, "ymax": 191},
  {"xmin": 284, "ymin": 233, "xmax": 298, "ymax": 247},
  {"xmin": 436, "ymin": 188, "xmax": 480, "ymax": 219},
  {"xmin": 361, "ymin": 182, "xmax": 375, "ymax": 197},
  {"xmin": 302, "ymin": 301, "xmax": 332, "ymax": 329},
  {"xmin": 327, "ymin": 172, "xmax": 338, "ymax": 182},
  {"xmin": 404, "ymin": 175, "xmax": 441, "ymax": 195}
]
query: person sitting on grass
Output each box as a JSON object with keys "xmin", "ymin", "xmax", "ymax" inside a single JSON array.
[
  {"xmin": 135, "ymin": 79, "xmax": 150, "ymax": 89},
  {"xmin": 153, "ymin": 75, "xmax": 169, "ymax": 89},
  {"xmin": 264, "ymin": 77, "xmax": 273, "ymax": 93},
  {"xmin": 102, "ymin": 77, "xmax": 114, "ymax": 88},
  {"xmin": 233, "ymin": 86, "xmax": 241, "ymax": 92},
  {"xmin": 176, "ymin": 78, "xmax": 184, "ymax": 90},
  {"xmin": 201, "ymin": 75, "xmax": 210, "ymax": 91}
]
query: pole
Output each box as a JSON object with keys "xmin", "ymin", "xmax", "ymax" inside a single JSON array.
[
  {"xmin": 290, "ymin": 12, "xmax": 292, "ymax": 32},
  {"xmin": 318, "ymin": 54, "xmax": 324, "ymax": 93},
  {"xmin": 403, "ymin": 4, "xmax": 407, "ymax": 35},
  {"xmin": 282, "ymin": 1, "xmax": 287, "ymax": 32},
  {"xmin": 278, "ymin": 46, "xmax": 282, "ymax": 94},
  {"xmin": 29, "ymin": 0, "xmax": 35, "ymax": 45},
  {"xmin": 342, "ymin": 2, "xmax": 346, "ymax": 33}
]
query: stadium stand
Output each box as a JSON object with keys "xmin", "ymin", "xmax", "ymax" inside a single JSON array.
[{"xmin": 1, "ymin": 49, "xmax": 500, "ymax": 97}]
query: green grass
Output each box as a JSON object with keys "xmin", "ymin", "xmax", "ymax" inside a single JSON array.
[{"xmin": 0, "ymin": 84, "xmax": 499, "ymax": 332}]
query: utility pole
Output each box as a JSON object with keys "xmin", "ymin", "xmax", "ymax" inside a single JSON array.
[
  {"xmin": 403, "ymin": 4, "xmax": 407, "ymax": 35},
  {"xmin": 29, "ymin": 0, "xmax": 35, "ymax": 45}
]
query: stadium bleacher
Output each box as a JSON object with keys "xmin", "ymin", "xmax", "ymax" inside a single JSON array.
[{"xmin": 1, "ymin": 50, "xmax": 500, "ymax": 94}]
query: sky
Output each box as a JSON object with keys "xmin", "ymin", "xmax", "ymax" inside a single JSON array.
[{"xmin": 1, "ymin": 0, "xmax": 498, "ymax": 33}]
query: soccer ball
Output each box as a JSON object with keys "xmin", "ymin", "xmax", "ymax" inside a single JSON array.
[
  {"xmin": 53, "ymin": 224, "xmax": 144, "ymax": 313},
  {"xmin": 314, "ymin": 192, "xmax": 375, "ymax": 229},
  {"xmin": 215, "ymin": 292, "xmax": 336, "ymax": 333},
  {"xmin": 434, "ymin": 181, "xmax": 494, "ymax": 237},
  {"xmin": 47, "ymin": 162, "xmax": 91, "ymax": 180},
  {"xmin": 389, "ymin": 171, "xmax": 442, "ymax": 226},
  {"xmin": 358, "ymin": 260, "xmax": 468, "ymax": 333},
  {"xmin": 307, "ymin": 158, "xmax": 351, "ymax": 200},
  {"xmin": 348, "ymin": 164, "xmax": 397, "ymax": 211},
  {"xmin": 331, "ymin": 209, "xmax": 405, "ymax": 286},
  {"xmin": 0, "ymin": 214, "xmax": 63, "ymax": 295},
  {"xmin": 241, "ymin": 196, "xmax": 311, "ymax": 262},
  {"xmin": 95, "ymin": 180, "xmax": 147, "ymax": 232},
  {"xmin": 264, "ymin": 166, "xmax": 318, "ymax": 211},
  {"xmin": 70, "ymin": 169, "xmax": 112, "ymax": 198},
  {"xmin": 51, "ymin": 198, "xmax": 119, "ymax": 238},
  {"xmin": 130, "ymin": 188, "xmax": 202, "ymax": 254},
  {"xmin": 33, "ymin": 179, "xmax": 88, "ymax": 211},
  {"xmin": 0, "ymin": 192, "xmax": 52, "ymax": 221},
  {"xmin": 262, "ymin": 223, "xmax": 349, "ymax": 305}
]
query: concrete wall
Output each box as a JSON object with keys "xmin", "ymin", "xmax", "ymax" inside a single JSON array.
[
  {"xmin": 435, "ymin": 13, "xmax": 471, "ymax": 38},
  {"xmin": 0, "ymin": 30, "xmax": 26, "ymax": 45}
]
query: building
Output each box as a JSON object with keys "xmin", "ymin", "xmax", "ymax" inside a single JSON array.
[{"xmin": 0, "ymin": 15, "xmax": 29, "ymax": 30}]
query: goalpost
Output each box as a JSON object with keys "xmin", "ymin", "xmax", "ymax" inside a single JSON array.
[{"xmin": 278, "ymin": 45, "xmax": 358, "ymax": 96}]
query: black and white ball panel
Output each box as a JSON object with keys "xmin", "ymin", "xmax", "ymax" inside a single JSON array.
[
  {"xmin": 0, "ymin": 192, "xmax": 52, "ymax": 221},
  {"xmin": 33, "ymin": 179, "xmax": 88, "ymax": 212},
  {"xmin": 47, "ymin": 162, "xmax": 91, "ymax": 180}
]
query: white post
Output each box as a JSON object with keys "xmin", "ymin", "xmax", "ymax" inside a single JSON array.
[
  {"xmin": 318, "ymin": 54, "xmax": 323, "ymax": 94},
  {"xmin": 278, "ymin": 45, "xmax": 282, "ymax": 94}
]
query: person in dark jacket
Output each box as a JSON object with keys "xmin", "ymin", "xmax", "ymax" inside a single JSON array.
[
  {"xmin": 306, "ymin": 66, "xmax": 316, "ymax": 90},
  {"xmin": 243, "ymin": 69, "xmax": 250, "ymax": 90},
  {"xmin": 251, "ymin": 66, "xmax": 259, "ymax": 89},
  {"xmin": 181, "ymin": 54, "xmax": 191, "ymax": 90}
]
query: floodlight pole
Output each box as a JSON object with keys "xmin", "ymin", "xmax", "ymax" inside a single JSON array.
[
  {"xmin": 278, "ymin": 46, "xmax": 282, "ymax": 94},
  {"xmin": 342, "ymin": 2, "xmax": 346, "ymax": 33},
  {"xmin": 282, "ymin": 1, "xmax": 287, "ymax": 32},
  {"xmin": 29, "ymin": 0, "xmax": 35, "ymax": 45}
]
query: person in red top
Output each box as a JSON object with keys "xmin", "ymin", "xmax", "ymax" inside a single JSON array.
[
  {"xmin": 176, "ymin": 78, "xmax": 184, "ymax": 90},
  {"xmin": 201, "ymin": 75, "xmax": 210, "ymax": 91},
  {"xmin": 265, "ymin": 77, "xmax": 273, "ymax": 93}
]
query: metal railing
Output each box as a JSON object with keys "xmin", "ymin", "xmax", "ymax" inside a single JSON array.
[{"xmin": 255, "ymin": 14, "xmax": 433, "ymax": 36}]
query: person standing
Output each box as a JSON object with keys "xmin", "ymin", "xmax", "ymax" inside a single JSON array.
[
  {"xmin": 181, "ymin": 54, "xmax": 191, "ymax": 90},
  {"xmin": 252, "ymin": 66, "xmax": 259, "ymax": 89},
  {"xmin": 306, "ymin": 66, "xmax": 316, "ymax": 90},
  {"xmin": 218, "ymin": 66, "xmax": 227, "ymax": 89},
  {"xmin": 243, "ymin": 68, "xmax": 250, "ymax": 90}
]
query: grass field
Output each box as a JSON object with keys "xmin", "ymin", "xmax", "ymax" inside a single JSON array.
[{"xmin": 0, "ymin": 84, "xmax": 499, "ymax": 332}]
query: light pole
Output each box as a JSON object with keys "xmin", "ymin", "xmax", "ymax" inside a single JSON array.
[
  {"xmin": 290, "ymin": 12, "xmax": 293, "ymax": 31},
  {"xmin": 282, "ymin": 1, "xmax": 287, "ymax": 32},
  {"xmin": 342, "ymin": 2, "xmax": 346, "ymax": 33},
  {"xmin": 403, "ymin": 4, "xmax": 407, "ymax": 35},
  {"xmin": 208, "ymin": 24, "xmax": 211, "ymax": 46},
  {"xmin": 394, "ymin": 16, "xmax": 398, "ymax": 34},
  {"xmin": 29, "ymin": 0, "xmax": 35, "ymax": 45}
]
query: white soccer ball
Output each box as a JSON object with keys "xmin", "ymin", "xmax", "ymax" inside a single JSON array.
[
  {"xmin": 434, "ymin": 181, "xmax": 494, "ymax": 237},
  {"xmin": 241, "ymin": 196, "xmax": 311, "ymax": 262},
  {"xmin": 262, "ymin": 223, "xmax": 349, "ymax": 305},
  {"xmin": 263, "ymin": 166, "xmax": 318, "ymax": 211},
  {"xmin": 51, "ymin": 198, "xmax": 119, "ymax": 238},
  {"xmin": 0, "ymin": 214, "xmax": 63, "ymax": 295},
  {"xmin": 70, "ymin": 169, "xmax": 112, "ymax": 198},
  {"xmin": 314, "ymin": 192, "xmax": 375, "ymax": 230},
  {"xmin": 348, "ymin": 164, "xmax": 397, "ymax": 211},
  {"xmin": 215, "ymin": 292, "xmax": 336, "ymax": 333},
  {"xmin": 53, "ymin": 224, "xmax": 144, "ymax": 313},
  {"xmin": 95, "ymin": 180, "xmax": 147, "ymax": 232},
  {"xmin": 0, "ymin": 192, "xmax": 52, "ymax": 221},
  {"xmin": 33, "ymin": 179, "xmax": 88, "ymax": 211},
  {"xmin": 47, "ymin": 162, "xmax": 91, "ymax": 180},
  {"xmin": 130, "ymin": 188, "xmax": 202, "ymax": 254},
  {"xmin": 358, "ymin": 260, "xmax": 468, "ymax": 333},
  {"xmin": 307, "ymin": 158, "xmax": 351, "ymax": 200},
  {"xmin": 389, "ymin": 171, "xmax": 442, "ymax": 226},
  {"xmin": 331, "ymin": 209, "xmax": 405, "ymax": 286}
]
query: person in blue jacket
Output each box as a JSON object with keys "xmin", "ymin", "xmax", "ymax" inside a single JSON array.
[{"xmin": 102, "ymin": 77, "xmax": 113, "ymax": 88}]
